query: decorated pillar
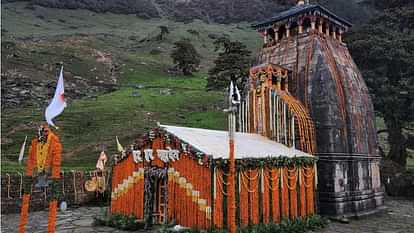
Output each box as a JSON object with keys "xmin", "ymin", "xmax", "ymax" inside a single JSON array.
[
  {"xmin": 325, "ymin": 24, "xmax": 330, "ymax": 36},
  {"xmin": 298, "ymin": 19, "xmax": 304, "ymax": 34},
  {"xmin": 274, "ymin": 25, "xmax": 280, "ymax": 41},
  {"xmin": 311, "ymin": 16, "xmax": 316, "ymax": 31},
  {"xmin": 18, "ymin": 125, "xmax": 62, "ymax": 233},
  {"xmin": 286, "ymin": 24, "xmax": 291, "ymax": 38},
  {"xmin": 338, "ymin": 29, "xmax": 343, "ymax": 43},
  {"xmin": 318, "ymin": 18, "xmax": 323, "ymax": 34}
]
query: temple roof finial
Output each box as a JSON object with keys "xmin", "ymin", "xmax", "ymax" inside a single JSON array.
[{"xmin": 297, "ymin": 0, "xmax": 305, "ymax": 5}]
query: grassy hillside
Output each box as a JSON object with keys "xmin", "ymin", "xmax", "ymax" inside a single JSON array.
[
  {"xmin": 3, "ymin": 2, "xmax": 411, "ymax": 173},
  {"xmin": 2, "ymin": 2, "xmax": 261, "ymax": 68},
  {"xmin": 1, "ymin": 2, "xmax": 261, "ymax": 172}
]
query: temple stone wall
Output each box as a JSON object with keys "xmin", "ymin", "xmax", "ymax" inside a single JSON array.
[
  {"xmin": 1, "ymin": 171, "xmax": 104, "ymax": 214},
  {"xmin": 256, "ymin": 32, "xmax": 384, "ymax": 217}
]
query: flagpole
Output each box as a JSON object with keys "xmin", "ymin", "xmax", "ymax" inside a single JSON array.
[
  {"xmin": 226, "ymin": 81, "xmax": 238, "ymax": 233},
  {"xmin": 228, "ymin": 108, "xmax": 236, "ymax": 233}
]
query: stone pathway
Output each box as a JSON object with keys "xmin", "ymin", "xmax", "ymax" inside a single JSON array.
[
  {"xmin": 1, "ymin": 206, "xmax": 131, "ymax": 233},
  {"xmin": 316, "ymin": 198, "xmax": 414, "ymax": 233},
  {"xmin": 1, "ymin": 198, "xmax": 413, "ymax": 233}
]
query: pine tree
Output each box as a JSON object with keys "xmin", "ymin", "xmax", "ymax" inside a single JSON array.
[
  {"xmin": 170, "ymin": 39, "xmax": 201, "ymax": 76},
  {"xmin": 348, "ymin": 3, "xmax": 414, "ymax": 168},
  {"xmin": 207, "ymin": 37, "xmax": 251, "ymax": 90}
]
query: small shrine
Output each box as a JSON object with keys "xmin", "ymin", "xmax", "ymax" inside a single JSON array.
[{"xmin": 111, "ymin": 64, "xmax": 318, "ymax": 230}]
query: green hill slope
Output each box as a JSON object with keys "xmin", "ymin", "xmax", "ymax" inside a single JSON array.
[{"xmin": 1, "ymin": 2, "xmax": 261, "ymax": 172}]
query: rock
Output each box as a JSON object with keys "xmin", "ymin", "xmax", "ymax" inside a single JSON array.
[
  {"xmin": 130, "ymin": 91, "xmax": 141, "ymax": 97},
  {"xmin": 72, "ymin": 218, "xmax": 94, "ymax": 227},
  {"xmin": 187, "ymin": 29, "xmax": 199, "ymax": 36},
  {"xmin": 159, "ymin": 88, "xmax": 171, "ymax": 95},
  {"xmin": 150, "ymin": 48, "xmax": 162, "ymax": 55},
  {"xmin": 208, "ymin": 33, "xmax": 219, "ymax": 40},
  {"xmin": 19, "ymin": 90, "xmax": 29, "ymax": 95}
]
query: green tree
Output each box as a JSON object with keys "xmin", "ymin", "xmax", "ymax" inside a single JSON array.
[
  {"xmin": 347, "ymin": 5, "xmax": 414, "ymax": 168},
  {"xmin": 207, "ymin": 37, "xmax": 251, "ymax": 90},
  {"xmin": 170, "ymin": 39, "xmax": 201, "ymax": 76}
]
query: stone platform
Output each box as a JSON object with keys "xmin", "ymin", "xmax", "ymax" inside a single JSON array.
[{"xmin": 1, "ymin": 197, "xmax": 413, "ymax": 233}]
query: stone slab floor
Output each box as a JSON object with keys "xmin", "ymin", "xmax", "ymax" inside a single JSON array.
[
  {"xmin": 316, "ymin": 197, "xmax": 414, "ymax": 233},
  {"xmin": 1, "ymin": 197, "xmax": 413, "ymax": 233}
]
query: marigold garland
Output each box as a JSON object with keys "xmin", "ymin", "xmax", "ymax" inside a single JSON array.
[
  {"xmin": 299, "ymin": 168, "xmax": 307, "ymax": 217},
  {"xmin": 214, "ymin": 169, "xmax": 224, "ymax": 229},
  {"xmin": 239, "ymin": 171, "xmax": 249, "ymax": 227},
  {"xmin": 270, "ymin": 168, "xmax": 280, "ymax": 223},
  {"xmin": 281, "ymin": 168, "xmax": 289, "ymax": 219},
  {"xmin": 47, "ymin": 200, "xmax": 58, "ymax": 233},
  {"xmin": 18, "ymin": 194, "xmax": 30, "ymax": 233},
  {"xmin": 286, "ymin": 166, "xmax": 298, "ymax": 218},
  {"xmin": 304, "ymin": 165, "xmax": 315, "ymax": 214},
  {"xmin": 250, "ymin": 170, "xmax": 260, "ymax": 225},
  {"xmin": 262, "ymin": 168, "xmax": 270, "ymax": 224}
]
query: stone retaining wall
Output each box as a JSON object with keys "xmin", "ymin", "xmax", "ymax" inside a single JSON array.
[{"xmin": 1, "ymin": 171, "xmax": 109, "ymax": 214}]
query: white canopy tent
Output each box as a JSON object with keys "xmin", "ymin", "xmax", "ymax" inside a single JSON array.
[{"xmin": 160, "ymin": 124, "xmax": 313, "ymax": 159}]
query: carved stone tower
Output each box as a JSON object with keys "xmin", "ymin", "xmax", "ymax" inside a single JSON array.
[{"xmin": 251, "ymin": 2, "xmax": 384, "ymax": 217}]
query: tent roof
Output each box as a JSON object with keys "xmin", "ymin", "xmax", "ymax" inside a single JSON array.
[{"xmin": 160, "ymin": 125, "xmax": 312, "ymax": 159}]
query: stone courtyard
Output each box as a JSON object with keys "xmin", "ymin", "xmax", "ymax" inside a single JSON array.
[{"xmin": 1, "ymin": 197, "xmax": 413, "ymax": 233}]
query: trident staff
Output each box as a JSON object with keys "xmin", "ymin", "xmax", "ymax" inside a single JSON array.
[{"xmin": 224, "ymin": 80, "xmax": 240, "ymax": 233}]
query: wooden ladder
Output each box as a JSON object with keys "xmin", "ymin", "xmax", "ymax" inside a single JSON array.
[
  {"xmin": 158, "ymin": 182, "xmax": 167, "ymax": 224},
  {"xmin": 153, "ymin": 179, "xmax": 167, "ymax": 224}
]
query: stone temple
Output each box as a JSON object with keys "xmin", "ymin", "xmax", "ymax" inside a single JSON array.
[
  {"xmin": 110, "ymin": 1, "xmax": 385, "ymax": 227},
  {"xmin": 250, "ymin": 1, "xmax": 384, "ymax": 217}
]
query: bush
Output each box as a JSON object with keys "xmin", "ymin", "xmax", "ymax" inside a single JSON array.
[
  {"xmin": 94, "ymin": 213, "xmax": 145, "ymax": 231},
  {"xmin": 161, "ymin": 215, "xmax": 327, "ymax": 233}
]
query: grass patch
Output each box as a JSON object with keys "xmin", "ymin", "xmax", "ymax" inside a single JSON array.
[{"xmin": 1, "ymin": 71, "xmax": 226, "ymax": 172}]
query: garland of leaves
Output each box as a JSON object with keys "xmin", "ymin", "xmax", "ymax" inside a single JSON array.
[
  {"xmin": 114, "ymin": 128, "xmax": 316, "ymax": 173},
  {"xmin": 114, "ymin": 127, "xmax": 213, "ymax": 168},
  {"xmin": 214, "ymin": 156, "xmax": 317, "ymax": 171}
]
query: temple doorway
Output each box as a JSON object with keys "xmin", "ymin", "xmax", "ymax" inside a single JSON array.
[
  {"xmin": 152, "ymin": 175, "xmax": 167, "ymax": 224},
  {"xmin": 144, "ymin": 167, "xmax": 168, "ymax": 226}
]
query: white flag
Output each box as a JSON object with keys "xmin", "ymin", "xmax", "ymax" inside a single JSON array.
[
  {"xmin": 229, "ymin": 81, "xmax": 241, "ymax": 105},
  {"xmin": 18, "ymin": 136, "xmax": 28, "ymax": 164},
  {"xmin": 45, "ymin": 67, "xmax": 67, "ymax": 127},
  {"xmin": 116, "ymin": 136, "xmax": 124, "ymax": 152}
]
